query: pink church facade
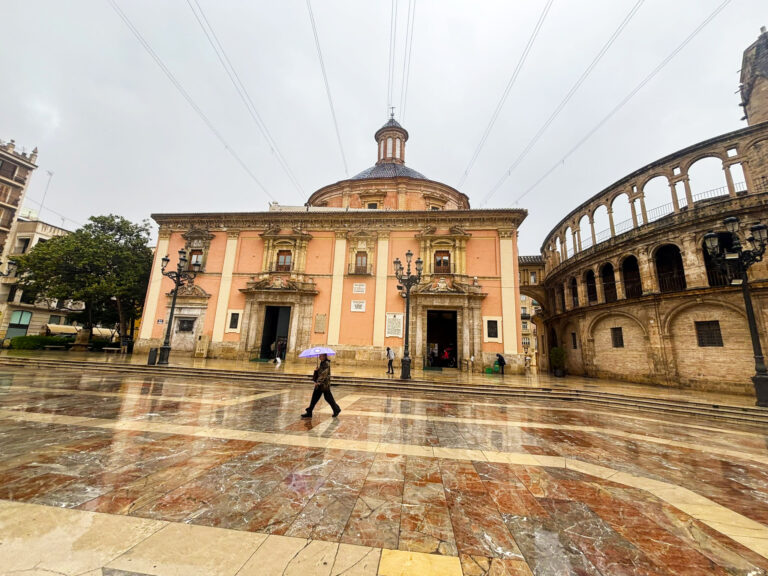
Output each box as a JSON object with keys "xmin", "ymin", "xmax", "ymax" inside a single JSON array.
[{"xmin": 137, "ymin": 120, "xmax": 527, "ymax": 371}]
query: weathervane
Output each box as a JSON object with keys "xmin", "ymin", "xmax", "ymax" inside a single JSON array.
[{"xmin": 389, "ymin": 106, "xmax": 395, "ymax": 119}]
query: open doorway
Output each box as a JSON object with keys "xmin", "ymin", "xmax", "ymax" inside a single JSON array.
[
  {"xmin": 426, "ymin": 310, "xmax": 457, "ymax": 367},
  {"xmin": 260, "ymin": 305, "xmax": 290, "ymax": 360}
]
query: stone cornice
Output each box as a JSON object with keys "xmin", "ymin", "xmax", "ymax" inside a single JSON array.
[{"xmin": 151, "ymin": 209, "xmax": 527, "ymax": 231}]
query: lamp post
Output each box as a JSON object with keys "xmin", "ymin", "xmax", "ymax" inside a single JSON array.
[
  {"xmin": 393, "ymin": 250, "xmax": 423, "ymax": 379},
  {"xmin": 157, "ymin": 248, "xmax": 200, "ymax": 365},
  {"xmin": 704, "ymin": 216, "xmax": 768, "ymax": 406}
]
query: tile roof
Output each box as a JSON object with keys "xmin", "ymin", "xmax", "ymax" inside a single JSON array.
[{"xmin": 349, "ymin": 162, "xmax": 426, "ymax": 181}]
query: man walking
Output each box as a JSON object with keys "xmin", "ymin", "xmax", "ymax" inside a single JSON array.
[
  {"xmin": 301, "ymin": 354, "xmax": 340, "ymax": 418},
  {"xmin": 496, "ymin": 353, "xmax": 506, "ymax": 375},
  {"xmin": 386, "ymin": 346, "xmax": 395, "ymax": 374}
]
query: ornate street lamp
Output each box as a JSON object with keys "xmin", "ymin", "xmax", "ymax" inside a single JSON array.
[
  {"xmin": 157, "ymin": 248, "xmax": 200, "ymax": 365},
  {"xmin": 704, "ymin": 216, "xmax": 768, "ymax": 406},
  {"xmin": 393, "ymin": 249, "xmax": 423, "ymax": 379},
  {"xmin": 0, "ymin": 260, "xmax": 16, "ymax": 277}
]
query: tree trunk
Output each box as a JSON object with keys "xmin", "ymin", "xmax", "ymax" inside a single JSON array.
[{"xmin": 115, "ymin": 297, "xmax": 126, "ymax": 340}]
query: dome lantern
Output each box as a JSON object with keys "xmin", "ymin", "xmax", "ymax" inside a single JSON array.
[{"xmin": 374, "ymin": 112, "xmax": 408, "ymax": 165}]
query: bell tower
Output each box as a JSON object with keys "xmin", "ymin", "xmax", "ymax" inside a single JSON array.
[
  {"xmin": 374, "ymin": 112, "xmax": 409, "ymax": 165},
  {"xmin": 740, "ymin": 26, "xmax": 768, "ymax": 125}
]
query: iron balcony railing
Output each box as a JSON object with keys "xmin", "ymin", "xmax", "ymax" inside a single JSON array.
[
  {"xmin": 658, "ymin": 272, "xmax": 686, "ymax": 293},
  {"xmin": 433, "ymin": 262, "xmax": 455, "ymax": 274},
  {"xmin": 348, "ymin": 263, "xmax": 373, "ymax": 275},
  {"xmin": 624, "ymin": 282, "xmax": 643, "ymax": 299},
  {"xmin": 268, "ymin": 261, "xmax": 294, "ymax": 273}
]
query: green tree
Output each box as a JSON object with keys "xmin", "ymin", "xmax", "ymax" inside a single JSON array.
[{"xmin": 13, "ymin": 215, "xmax": 153, "ymax": 340}]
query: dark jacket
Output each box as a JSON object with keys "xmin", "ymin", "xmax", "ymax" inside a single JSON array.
[{"xmin": 315, "ymin": 359, "xmax": 331, "ymax": 391}]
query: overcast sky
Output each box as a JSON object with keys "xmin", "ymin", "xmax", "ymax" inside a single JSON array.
[{"xmin": 2, "ymin": 0, "xmax": 764, "ymax": 254}]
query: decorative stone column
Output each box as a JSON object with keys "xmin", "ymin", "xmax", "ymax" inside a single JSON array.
[
  {"xmin": 680, "ymin": 234, "xmax": 709, "ymax": 289},
  {"xmin": 723, "ymin": 162, "xmax": 736, "ymax": 196},
  {"xmin": 669, "ymin": 180, "xmax": 680, "ymax": 212},
  {"xmin": 637, "ymin": 249, "xmax": 658, "ymax": 294}
]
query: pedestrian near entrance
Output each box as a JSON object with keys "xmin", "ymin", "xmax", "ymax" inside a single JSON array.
[
  {"xmin": 496, "ymin": 353, "xmax": 506, "ymax": 375},
  {"xmin": 301, "ymin": 354, "xmax": 340, "ymax": 418},
  {"xmin": 386, "ymin": 346, "xmax": 395, "ymax": 374}
]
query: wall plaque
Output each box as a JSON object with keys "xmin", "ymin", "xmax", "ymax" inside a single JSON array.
[
  {"xmin": 386, "ymin": 313, "xmax": 403, "ymax": 338},
  {"xmin": 351, "ymin": 300, "xmax": 366, "ymax": 312},
  {"xmin": 314, "ymin": 314, "xmax": 327, "ymax": 333},
  {"xmin": 353, "ymin": 283, "xmax": 366, "ymax": 294}
]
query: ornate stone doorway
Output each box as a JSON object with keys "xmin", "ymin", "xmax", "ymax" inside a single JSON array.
[
  {"xmin": 259, "ymin": 305, "xmax": 291, "ymax": 360},
  {"xmin": 426, "ymin": 310, "xmax": 458, "ymax": 367}
]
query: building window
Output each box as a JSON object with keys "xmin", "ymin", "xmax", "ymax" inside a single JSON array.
[
  {"xmin": 355, "ymin": 251, "xmax": 368, "ymax": 274},
  {"xmin": 7, "ymin": 310, "xmax": 32, "ymax": 338},
  {"xmin": 6, "ymin": 285, "xmax": 17, "ymax": 302},
  {"xmin": 276, "ymin": 250, "xmax": 292, "ymax": 272},
  {"xmin": 521, "ymin": 295, "xmax": 527, "ymax": 301},
  {"xmin": 396, "ymin": 138, "xmax": 401, "ymax": 158},
  {"xmin": 522, "ymin": 321, "xmax": 528, "ymax": 330},
  {"xmin": 229, "ymin": 313, "xmax": 240, "ymax": 330},
  {"xmin": 522, "ymin": 336, "xmax": 530, "ymax": 347},
  {"xmin": 16, "ymin": 237, "xmax": 30, "ymax": 254},
  {"xmin": 430, "ymin": 206, "xmax": 441, "ymax": 211},
  {"xmin": 530, "ymin": 272, "xmax": 537, "ymax": 284},
  {"xmin": 695, "ymin": 321, "xmax": 723, "ymax": 347},
  {"xmin": 487, "ymin": 320, "xmax": 498, "ymax": 339},
  {"xmin": 571, "ymin": 332, "xmax": 577, "ymax": 349},
  {"xmin": 48, "ymin": 315, "xmax": 62, "ymax": 325},
  {"xmin": 177, "ymin": 318, "xmax": 195, "ymax": 332},
  {"xmin": 387, "ymin": 137, "xmax": 393, "ymax": 157},
  {"xmin": 611, "ymin": 327, "xmax": 624, "ymax": 348},
  {"xmin": 521, "ymin": 306, "xmax": 528, "ymax": 315},
  {"xmin": 367, "ymin": 202, "xmax": 378, "ymax": 210},
  {"xmin": 434, "ymin": 250, "xmax": 451, "ymax": 274},
  {"xmin": 189, "ymin": 249, "xmax": 203, "ymax": 270}
]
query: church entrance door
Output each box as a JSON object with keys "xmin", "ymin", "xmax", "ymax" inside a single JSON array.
[
  {"xmin": 426, "ymin": 310, "xmax": 457, "ymax": 367},
  {"xmin": 260, "ymin": 305, "xmax": 291, "ymax": 360}
]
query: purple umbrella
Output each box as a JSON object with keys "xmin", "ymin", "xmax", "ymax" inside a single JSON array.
[{"xmin": 298, "ymin": 346, "xmax": 336, "ymax": 358}]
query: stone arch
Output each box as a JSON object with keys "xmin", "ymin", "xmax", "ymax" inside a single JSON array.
[
  {"xmin": 620, "ymin": 254, "xmax": 643, "ymax": 299},
  {"xmin": 660, "ymin": 298, "xmax": 745, "ymax": 337},
  {"xmin": 610, "ymin": 192, "xmax": 633, "ymax": 236},
  {"xmin": 681, "ymin": 151, "xmax": 726, "ymax": 173},
  {"xmin": 584, "ymin": 268, "xmax": 598, "ymax": 304},
  {"xmin": 685, "ymin": 156, "xmax": 729, "ymax": 199},
  {"xmin": 641, "ymin": 175, "xmax": 672, "ymax": 223},
  {"xmin": 653, "ymin": 243, "xmax": 686, "ymax": 293},
  {"xmin": 563, "ymin": 226, "xmax": 573, "ymax": 259},
  {"xmin": 664, "ymin": 299, "xmax": 754, "ymax": 390},
  {"xmin": 592, "ymin": 204, "xmax": 610, "ymax": 245},
  {"xmin": 599, "ymin": 262, "xmax": 618, "ymax": 303},
  {"xmin": 578, "ymin": 214, "xmax": 592, "ymax": 250},
  {"xmin": 588, "ymin": 311, "xmax": 652, "ymax": 382},
  {"xmin": 587, "ymin": 310, "xmax": 648, "ymax": 339},
  {"xmin": 563, "ymin": 318, "xmax": 583, "ymax": 374}
]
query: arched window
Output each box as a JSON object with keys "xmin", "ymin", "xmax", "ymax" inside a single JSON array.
[
  {"xmin": 655, "ymin": 244, "xmax": 686, "ymax": 293},
  {"xmin": 622, "ymin": 256, "xmax": 642, "ymax": 298},
  {"xmin": 585, "ymin": 270, "xmax": 598, "ymax": 304},
  {"xmin": 570, "ymin": 277, "xmax": 579, "ymax": 308},
  {"xmin": 387, "ymin": 137, "xmax": 393, "ymax": 157},
  {"xmin": 601, "ymin": 263, "xmax": 617, "ymax": 303},
  {"xmin": 396, "ymin": 138, "xmax": 401, "ymax": 159},
  {"xmin": 379, "ymin": 139, "xmax": 385, "ymax": 160},
  {"xmin": 557, "ymin": 285, "xmax": 566, "ymax": 313}
]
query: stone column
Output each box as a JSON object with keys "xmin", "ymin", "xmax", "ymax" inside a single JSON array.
[
  {"xmin": 607, "ymin": 208, "xmax": 616, "ymax": 238},
  {"xmin": 630, "ymin": 201, "xmax": 638, "ymax": 228},
  {"xmin": 639, "ymin": 195, "xmax": 648, "ymax": 224},
  {"xmin": 741, "ymin": 159, "xmax": 757, "ymax": 193},
  {"xmin": 595, "ymin": 269, "xmax": 605, "ymax": 303},
  {"xmin": 682, "ymin": 176, "xmax": 694, "ymax": 206},
  {"xmin": 139, "ymin": 228, "xmax": 171, "ymax": 340},
  {"xmin": 615, "ymin": 263, "xmax": 626, "ymax": 300},
  {"xmin": 499, "ymin": 231, "xmax": 518, "ymax": 354},
  {"xmin": 326, "ymin": 231, "xmax": 347, "ymax": 345},
  {"xmin": 372, "ymin": 233, "xmax": 390, "ymax": 347},
  {"xmin": 680, "ymin": 234, "xmax": 708, "ymax": 289},
  {"xmin": 575, "ymin": 228, "xmax": 582, "ymax": 252},
  {"xmin": 590, "ymin": 217, "xmax": 597, "ymax": 246},
  {"xmin": 563, "ymin": 282, "xmax": 572, "ymax": 311},
  {"xmin": 669, "ymin": 181, "xmax": 680, "ymax": 213},
  {"xmin": 637, "ymin": 250, "xmax": 658, "ymax": 294},
  {"xmin": 723, "ymin": 162, "xmax": 736, "ymax": 197},
  {"xmin": 571, "ymin": 229, "xmax": 578, "ymax": 255},
  {"xmin": 212, "ymin": 230, "xmax": 240, "ymax": 342}
]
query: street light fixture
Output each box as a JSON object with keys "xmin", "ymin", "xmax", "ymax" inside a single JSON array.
[
  {"xmin": 393, "ymin": 249, "xmax": 423, "ymax": 379},
  {"xmin": 157, "ymin": 248, "xmax": 200, "ymax": 365},
  {"xmin": 704, "ymin": 216, "xmax": 768, "ymax": 406},
  {"xmin": 0, "ymin": 260, "xmax": 16, "ymax": 277}
]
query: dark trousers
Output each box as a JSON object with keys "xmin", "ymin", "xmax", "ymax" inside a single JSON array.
[
  {"xmin": 500, "ymin": 365, "xmax": 505, "ymax": 375},
  {"xmin": 306, "ymin": 386, "xmax": 339, "ymax": 414},
  {"xmin": 387, "ymin": 359, "xmax": 394, "ymax": 373}
]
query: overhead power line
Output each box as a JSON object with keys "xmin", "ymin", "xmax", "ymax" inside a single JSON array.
[
  {"xmin": 482, "ymin": 0, "xmax": 644, "ymax": 206},
  {"xmin": 386, "ymin": 0, "xmax": 398, "ymax": 115},
  {"xmin": 398, "ymin": 0, "xmax": 417, "ymax": 122},
  {"xmin": 106, "ymin": 0, "xmax": 275, "ymax": 202},
  {"xmin": 510, "ymin": 0, "xmax": 733, "ymax": 207},
  {"xmin": 306, "ymin": 0, "xmax": 349, "ymax": 176},
  {"xmin": 458, "ymin": 0, "xmax": 554, "ymax": 188},
  {"xmin": 186, "ymin": 0, "xmax": 305, "ymax": 196}
]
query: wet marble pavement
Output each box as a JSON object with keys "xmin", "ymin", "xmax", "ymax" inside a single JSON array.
[{"xmin": 2, "ymin": 368, "xmax": 768, "ymax": 574}]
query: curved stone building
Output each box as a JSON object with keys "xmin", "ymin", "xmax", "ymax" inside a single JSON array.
[
  {"xmin": 533, "ymin": 29, "xmax": 768, "ymax": 394},
  {"xmin": 138, "ymin": 118, "xmax": 527, "ymax": 371}
]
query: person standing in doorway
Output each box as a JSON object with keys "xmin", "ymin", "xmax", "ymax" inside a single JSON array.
[
  {"xmin": 301, "ymin": 354, "xmax": 340, "ymax": 418},
  {"xmin": 386, "ymin": 347, "xmax": 395, "ymax": 374},
  {"xmin": 496, "ymin": 353, "xmax": 506, "ymax": 375}
]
